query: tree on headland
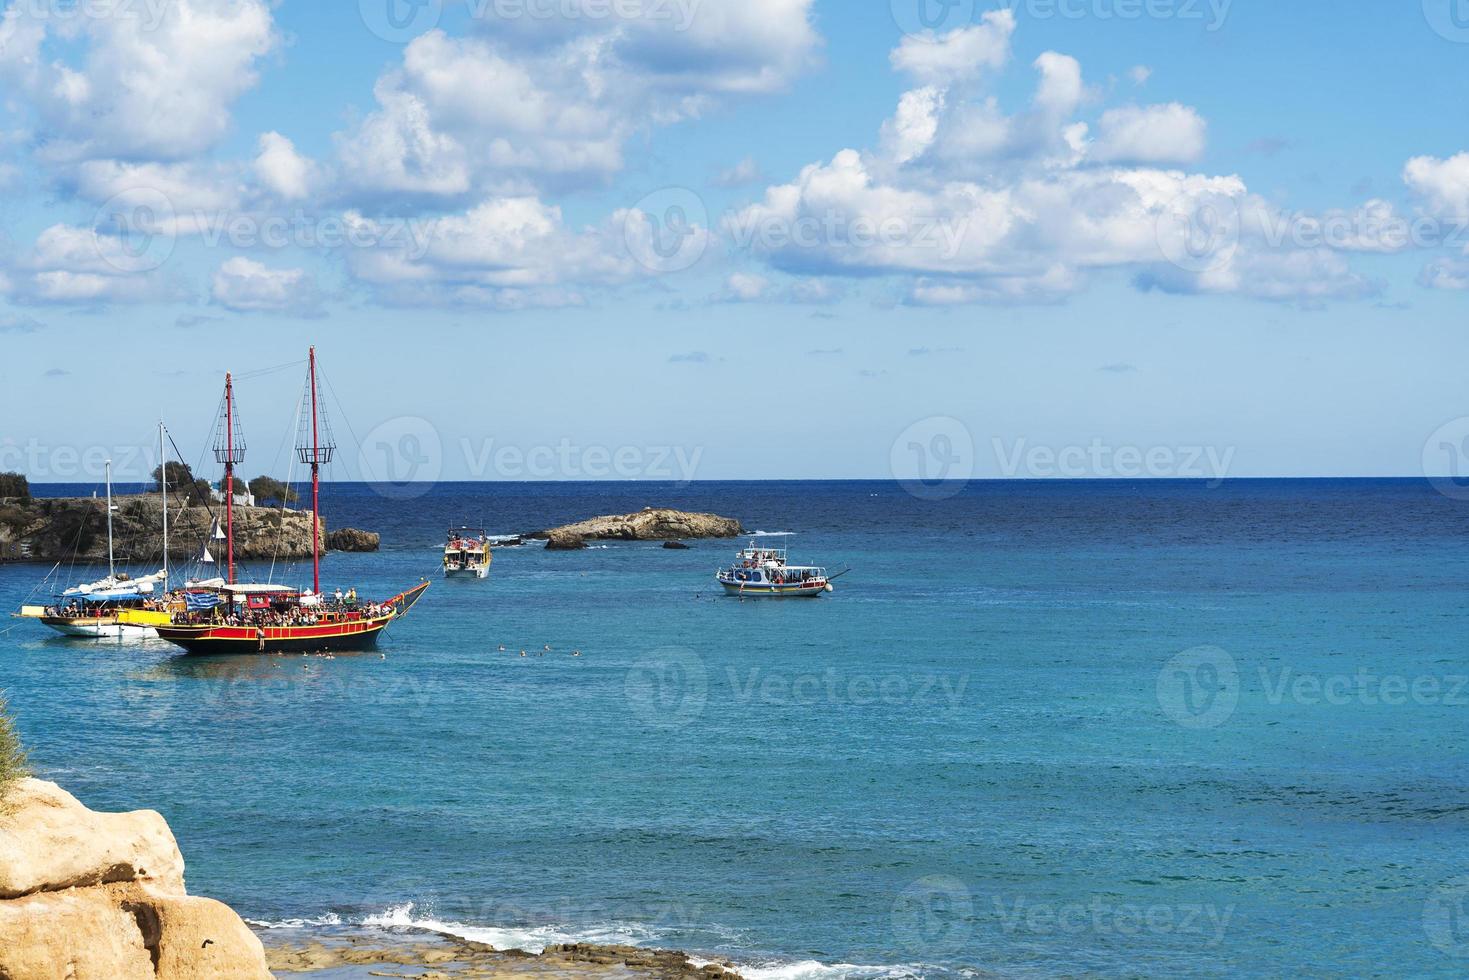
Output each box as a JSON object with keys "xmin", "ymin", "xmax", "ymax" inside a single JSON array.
[
  {"xmin": 152, "ymin": 462, "xmax": 214, "ymax": 503},
  {"xmin": 0, "ymin": 695, "xmax": 29, "ymax": 803},
  {"xmin": 249, "ymin": 475, "xmax": 299, "ymax": 507},
  {"xmin": 0, "ymin": 473, "xmax": 29, "ymax": 499}
]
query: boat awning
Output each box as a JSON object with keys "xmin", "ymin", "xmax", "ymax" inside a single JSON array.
[{"xmin": 217, "ymin": 583, "xmax": 299, "ymax": 595}]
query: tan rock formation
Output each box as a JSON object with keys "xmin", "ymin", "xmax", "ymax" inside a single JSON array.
[
  {"xmin": 0, "ymin": 778, "xmax": 271, "ymax": 980},
  {"xmin": 532, "ymin": 508, "xmax": 742, "ymax": 544}
]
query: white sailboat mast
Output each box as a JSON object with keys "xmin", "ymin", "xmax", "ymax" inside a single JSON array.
[
  {"xmin": 159, "ymin": 421, "xmax": 168, "ymax": 582},
  {"xmin": 105, "ymin": 458, "xmax": 114, "ymax": 579}
]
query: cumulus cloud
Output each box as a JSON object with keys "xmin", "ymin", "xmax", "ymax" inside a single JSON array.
[
  {"xmin": 1090, "ymin": 104, "xmax": 1207, "ymax": 165},
  {"xmin": 210, "ymin": 257, "xmax": 324, "ymax": 315},
  {"xmin": 1404, "ymin": 152, "xmax": 1469, "ymax": 220},
  {"xmin": 1419, "ymin": 257, "xmax": 1469, "ymax": 290},
  {"xmin": 254, "ymin": 132, "xmax": 316, "ymax": 201},
  {"xmin": 717, "ymin": 273, "xmax": 770, "ymax": 302},
  {"xmin": 5, "ymin": 223, "xmax": 184, "ymax": 304},
  {"xmin": 889, "ymin": 10, "xmax": 1014, "ymax": 86},
  {"xmin": 728, "ymin": 21, "xmax": 1377, "ymax": 307},
  {"xmin": 7, "ymin": 0, "xmax": 276, "ymax": 166},
  {"xmin": 337, "ymin": 1, "xmax": 820, "ymax": 202}
]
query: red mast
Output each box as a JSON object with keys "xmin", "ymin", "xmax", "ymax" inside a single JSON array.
[
  {"xmin": 296, "ymin": 347, "xmax": 335, "ymax": 595},
  {"xmin": 213, "ymin": 373, "xmax": 246, "ymax": 585}
]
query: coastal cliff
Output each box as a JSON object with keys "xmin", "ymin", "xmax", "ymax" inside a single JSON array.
[
  {"xmin": 0, "ymin": 495, "xmax": 379, "ymax": 563},
  {"xmin": 0, "ymin": 778, "xmax": 271, "ymax": 979},
  {"xmin": 531, "ymin": 508, "xmax": 743, "ymax": 550}
]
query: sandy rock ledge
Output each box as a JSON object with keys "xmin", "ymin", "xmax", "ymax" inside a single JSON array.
[{"xmin": 0, "ymin": 778, "xmax": 270, "ymax": 979}]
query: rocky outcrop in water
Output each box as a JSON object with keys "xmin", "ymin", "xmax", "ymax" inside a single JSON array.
[
  {"xmin": 531, "ymin": 508, "xmax": 742, "ymax": 545},
  {"xmin": 0, "ymin": 778, "xmax": 271, "ymax": 979},
  {"xmin": 0, "ymin": 495, "xmax": 343, "ymax": 563},
  {"xmin": 326, "ymin": 527, "xmax": 380, "ymax": 552},
  {"xmin": 544, "ymin": 529, "xmax": 588, "ymax": 551}
]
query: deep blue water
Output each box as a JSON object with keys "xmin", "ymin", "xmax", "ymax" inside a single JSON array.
[{"xmin": 3, "ymin": 479, "xmax": 1469, "ymax": 978}]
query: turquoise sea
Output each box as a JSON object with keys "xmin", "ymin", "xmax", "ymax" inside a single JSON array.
[{"xmin": 2, "ymin": 479, "xmax": 1467, "ymax": 978}]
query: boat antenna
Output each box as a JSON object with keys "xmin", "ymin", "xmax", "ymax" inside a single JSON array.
[
  {"xmin": 105, "ymin": 458, "xmax": 114, "ymax": 580},
  {"xmin": 213, "ymin": 373, "xmax": 246, "ymax": 585},
  {"xmin": 296, "ymin": 347, "xmax": 335, "ymax": 595},
  {"xmin": 159, "ymin": 421, "xmax": 168, "ymax": 583}
]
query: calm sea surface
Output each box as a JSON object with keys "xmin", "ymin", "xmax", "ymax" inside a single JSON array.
[{"xmin": 2, "ymin": 479, "xmax": 1467, "ymax": 978}]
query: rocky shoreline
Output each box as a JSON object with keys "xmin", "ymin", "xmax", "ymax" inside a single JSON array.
[
  {"xmin": 264, "ymin": 933, "xmax": 746, "ymax": 979},
  {"xmin": 530, "ymin": 508, "xmax": 743, "ymax": 551},
  {"xmin": 0, "ymin": 494, "xmax": 379, "ymax": 563}
]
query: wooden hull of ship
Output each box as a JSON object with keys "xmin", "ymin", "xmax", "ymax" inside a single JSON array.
[{"xmin": 155, "ymin": 582, "xmax": 430, "ymax": 656}]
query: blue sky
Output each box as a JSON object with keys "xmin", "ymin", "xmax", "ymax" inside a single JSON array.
[{"xmin": 0, "ymin": 0, "xmax": 1466, "ymax": 484}]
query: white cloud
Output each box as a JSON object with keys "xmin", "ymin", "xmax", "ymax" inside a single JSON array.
[
  {"xmin": 254, "ymin": 132, "xmax": 316, "ymax": 201},
  {"xmin": 714, "ymin": 156, "xmax": 764, "ymax": 188},
  {"xmin": 1404, "ymin": 152, "xmax": 1469, "ymax": 220},
  {"xmin": 15, "ymin": 0, "xmax": 276, "ymax": 165},
  {"xmin": 718, "ymin": 273, "xmax": 770, "ymax": 302},
  {"xmin": 729, "ymin": 23, "xmax": 1375, "ymax": 307},
  {"xmin": 1128, "ymin": 65, "xmax": 1152, "ymax": 86},
  {"xmin": 210, "ymin": 257, "xmax": 324, "ymax": 315},
  {"xmin": 7, "ymin": 223, "xmax": 182, "ymax": 304},
  {"xmin": 340, "ymin": 195, "xmax": 693, "ymax": 309},
  {"xmin": 1419, "ymin": 257, "xmax": 1469, "ymax": 290},
  {"xmin": 337, "ymin": 1, "xmax": 820, "ymax": 202},
  {"xmin": 1090, "ymin": 104, "xmax": 1207, "ymax": 165},
  {"xmin": 889, "ymin": 10, "xmax": 1014, "ymax": 86}
]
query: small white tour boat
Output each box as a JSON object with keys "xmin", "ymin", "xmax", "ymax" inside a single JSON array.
[
  {"xmin": 444, "ymin": 527, "xmax": 492, "ymax": 579},
  {"xmin": 715, "ymin": 534, "xmax": 833, "ymax": 598}
]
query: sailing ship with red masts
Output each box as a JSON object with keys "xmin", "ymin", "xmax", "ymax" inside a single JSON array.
[{"xmin": 153, "ymin": 348, "xmax": 428, "ymax": 655}]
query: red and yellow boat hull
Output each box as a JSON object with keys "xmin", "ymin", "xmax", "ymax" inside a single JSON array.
[{"xmin": 154, "ymin": 582, "xmax": 429, "ymax": 656}]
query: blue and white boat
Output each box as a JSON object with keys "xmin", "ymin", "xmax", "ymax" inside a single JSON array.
[{"xmin": 716, "ymin": 534, "xmax": 832, "ymax": 598}]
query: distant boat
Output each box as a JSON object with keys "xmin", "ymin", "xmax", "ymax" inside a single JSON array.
[
  {"xmin": 15, "ymin": 430, "xmax": 174, "ymax": 639},
  {"xmin": 151, "ymin": 348, "xmax": 429, "ymax": 655},
  {"xmin": 444, "ymin": 527, "xmax": 492, "ymax": 579},
  {"xmin": 715, "ymin": 534, "xmax": 833, "ymax": 598}
]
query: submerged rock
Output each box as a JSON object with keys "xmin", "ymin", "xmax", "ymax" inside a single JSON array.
[
  {"xmin": 545, "ymin": 530, "xmax": 588, "ymax": 551},
  {"xmin": 326, "ymin": 527, "xmax": 380, "ymax": 552},
  {"xmin": 532, "ymin": 508, "xmax": 742, "ymax": 544},
  {"xmin": 0, "ymin": 779, "xmax": 271, "ymax": 979}
]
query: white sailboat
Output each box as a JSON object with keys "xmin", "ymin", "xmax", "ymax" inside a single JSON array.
[{"xmin": 17, "ymin": 425, "xmax": 174, "ymax": 639}]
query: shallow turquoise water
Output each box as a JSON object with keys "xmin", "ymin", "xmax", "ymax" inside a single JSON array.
[{"xmin": 2, "ymin": 480, "xmax": 1467, "ymax": 978}]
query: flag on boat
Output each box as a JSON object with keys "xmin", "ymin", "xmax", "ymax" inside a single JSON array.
[
  {"xmin": 185, "ymin": 591, "xmax": 223, "ymax": 611},
  {"xmin": 198, "ymin": 544, "xmax": 215, "ymax": 564},
  {"xmin": 211, "ymin": 518, "xmax": 226, "ymax": 540}
]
